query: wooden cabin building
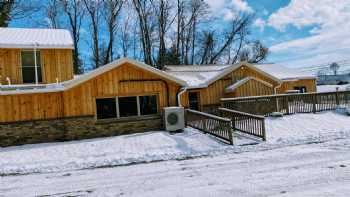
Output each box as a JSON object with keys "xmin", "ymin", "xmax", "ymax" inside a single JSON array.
[
  {"xmin": 0, "ymin": 28, "xmax": 317, "ymax": 146},
  {"xmin": 165, "ymin": 63, "xmax": 317, "ymax": 111},
  {"xmin": 0, "ymin": 28, "xmax": 74, "ymax": 85}
]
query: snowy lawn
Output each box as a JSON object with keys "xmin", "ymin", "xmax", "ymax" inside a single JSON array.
[
  {"xmin": 265, "ymin": 111, "xmax": 350, "ymax": 144},
  {"xmin": 0, "ymin": 111, "xmax": 350, "ymax": 176}
]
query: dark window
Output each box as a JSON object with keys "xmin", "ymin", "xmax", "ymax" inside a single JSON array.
[
  {"xmin": 189, "ymin": 92, "xmax": 200, "ymax": 110},
  {"xmin": 21, "ymin": 51, "xmax": 42, "ymax": 83},
  {"xmin": 294, "ymin": 86, "xmax": 307, "ymax": 93},
  {"xmin": 96, "ymin": 98, "xmax": 117, "ymax": 119},
  {"xmin": 119, "ymin": 96, "xmax": 138, "ymax": 117},
  {"xmin": 140, "ymin": 95, "xmax": 158, "ymax": 115}
]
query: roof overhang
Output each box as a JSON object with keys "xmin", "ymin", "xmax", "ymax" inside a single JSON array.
[
  {"xmin": 225, "ymin": 77, "xmax": 274, "ymax": 93},
  {"xmin": 185, "ymin": 62, "xmax": 283, "ymax": 89},
  {"xmin": 0, "ymin": 58, "xmax": 187, "ymax": 95},
  {"xmin": 0, "ymin": 44, "xmax": 74, "ymax": 49},
  {"xmin": 62, "ymin": 58, "xmax": 188, "ymax": 89}
]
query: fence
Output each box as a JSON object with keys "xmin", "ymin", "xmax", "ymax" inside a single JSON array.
[
  {"xmin": 221, "ymin": 91, "xmax": 350, "ymax": 116},
  {"xmin": 186, "ymin": 109, "xmax": 233, "ymax": 145},
  {"xmin": 219, "ymin": 108, "xmax": 266, "ymax": 141}
]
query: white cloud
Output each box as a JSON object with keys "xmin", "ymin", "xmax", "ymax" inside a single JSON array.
[
  {"xmin": 268, "ymin": 0, "xmax": 350, "ymax": 32},
  {"xmin": 231, "ymin": 0, "xmax": 253, "ymax": 13},
  {"xmin": 267, "ymin": 0, "xmax": 350, "ymax": 67},
  {"xmin": 205, "ymin": 0, "xmax": 226, "ymax": 12},
  {"xmin": 253, "ymin": 18, "xmax": 266, "ymax": 31},
  {"xmin": 205, "ymin": 0, "xmax": 253, "ymax": 21}
]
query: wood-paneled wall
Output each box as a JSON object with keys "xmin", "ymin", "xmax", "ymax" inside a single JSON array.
[
  {"xmin": 225, "ymin": 79, "xmax": 274, "ymax": 98},
  {"xmin": 41, "ymin": 49, "xmax": 74, "ymax": 83},
  {"xmin": 0, "ymin": 92, "xmax": 63, "ymax": 123},
  {"xmin": 0, "ymin": 63, "xmax": 181, "ymax": 123},
  {"xmin": 0, "ymin": 49, "xmax": 22, "ymax": 84},
  {"xmin": 180, "ymin": 65, "xmax": 280, "ymax": 108},
  {"xmin": 0, "ymin": 62, "xmax": 317, "ymax": 123},
  {"xmin": 277, "ymin": 79, "xmax": 317, "ymax": 93},
  {"xmin": 0, "ymin": 48, "xmax": 74, "ymax": 85}
]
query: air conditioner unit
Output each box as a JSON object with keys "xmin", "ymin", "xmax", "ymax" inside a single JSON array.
[{"xmin": 163, "ymin": 107, "xmax": 185, "ymax": 131}]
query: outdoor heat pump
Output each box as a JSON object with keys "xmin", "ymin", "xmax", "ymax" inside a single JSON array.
[{"xmin": 163, "ymin": 107, "xmax": 185, "ymax": 132}]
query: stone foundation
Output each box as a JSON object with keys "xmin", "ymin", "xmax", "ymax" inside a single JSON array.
[{"xmin": 0, "ymin": 115, "xmax": 163, "ymax": 147}]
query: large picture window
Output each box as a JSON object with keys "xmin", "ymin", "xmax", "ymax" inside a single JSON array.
[
  {"xmin": 21, "ymin": 50, "xmax": 42, "ymax": 84},
  {"xmin": 118, "ymin": 96, "xmax": 138, "ymax": 117},
  {"xmin": 96, "ymin": 95, "xmax": 158, "ymax": 120},
  {"xmin": 140, "ymin": 95, "xmax": 158, "ymax": 115},
  {"xmin": 96, "ymin": 98, "xmax": 117, "ymax": 119}
]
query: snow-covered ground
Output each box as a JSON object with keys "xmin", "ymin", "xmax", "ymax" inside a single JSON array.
[
  {"xmin": 317, "ymin": 84, "xmax": 349, "ymax": 92},
  {"xmin": 1, "ymin": 137, "xmax": 350, "ymax": 196},
  {"xmin": 0, "ymin": 111, "xmax": 349, "ymax": 177}
]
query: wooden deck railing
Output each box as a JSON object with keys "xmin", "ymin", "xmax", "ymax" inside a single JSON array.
[
  {"xmin": 219, "ymin": 108, "xmax": 266, "ymax": 141},
  {"xmin": 186, "ymin": 109, "xmax": 233, "ymax": 145},
  {"xmin": 221, "ymin": 91, "xmax": 350, "ymax": 116}
]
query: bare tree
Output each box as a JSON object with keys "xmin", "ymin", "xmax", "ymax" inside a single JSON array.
[
  {"xmin": 0, "ymin": 0, "xmax": 39, "ymax": 27},
  {"xmin": 175, "ymin": 0, "xmax": 208, "ymax": 65},
  {"xmin": 239, "ymin": 41, "xmax": 269, "ymax": 63},
  {"xmin": 61, "ymin": 0, "xmax": 85, "ymax": 74},
  {"xmin": 83, "ymin": 0, "xmax": 103, "ymax": 68},
  {"xmin": 102, "ymin": 0, "xmax": 124, "ymax": 64},
  {"xmin": 199, "ymin": 31, "xmax": 215, "ymax": 64},
  {"xmin": 198, "ymin": 14, "xmax": 252, "ymax": 64},
  {"xmin": 330, "ymin": 62, "xmax": 340, "ymax": 75},
  {"xmin": 132, "ymin": 0, "xmax": 154, "ymax": 66},
  {"xmin": 151, "ymin": 0, "xmax": 175, "ymax": 69},
  {"xmin": 45, "ymin": 0, "xmax": 61, "ymax": 28},
  {"xmin": 121, "ymin": 14, "xmax": 130, "ymax": 57}
]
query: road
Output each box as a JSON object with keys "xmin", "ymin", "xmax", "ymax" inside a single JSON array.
[{"xmin": 1, "ymin": 138, "xmax": 350, "ymax": 197}]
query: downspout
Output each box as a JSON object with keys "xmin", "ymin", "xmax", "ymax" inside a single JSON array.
[
  {"xmin": 34, "ymin": 42, "xmax": 39, "ymax": 85},
  {"xmin": 177, "ymin": 87, "xmax": 187, "ymax": 107}
]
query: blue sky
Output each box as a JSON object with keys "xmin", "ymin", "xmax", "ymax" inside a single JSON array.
[
  {"xmin": 10, "ymin": 0, "xmax": 350, "ymax": 69},
  {"xmin": 207, "ymin": 0, "xmax": 350, "ymax": 67}
]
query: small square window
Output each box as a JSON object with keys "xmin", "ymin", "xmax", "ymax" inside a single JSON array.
[
  {"xmin": 96, "ymin": 98, "xmax": 117, "ymax": 119},
  {"xmin": 119, "ymin": 96, "xmax": 138, "ymax": 117},
  {"xmin": 140, "ymin": 95, "xmax": 158, "ymax": 115}
]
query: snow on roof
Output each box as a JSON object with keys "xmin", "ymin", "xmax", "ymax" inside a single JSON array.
[
  {"xmin": 254, "ymin": 64, "xmax": 316, "ymax": 80},
  {"xmin": 62, "ymin": 58, "xmax": 187, "ymax": 89},
  {"xmin": 164, "ymin": 65, "xmax": 232, "ymax": 88},
  {"xmin": 225, "ymin": 77, "xmax": 273, "ymax": 93},
  {"xmin": 164, "ymin": 63, "xmax": 282, "ymax": 88},
  {"xmin": 0, "ymin": 58, "xmax": 187, "ymax": 95},
  {"xmin": 0, "ymin": 28, "xmax": 74, "ymax": 49}
]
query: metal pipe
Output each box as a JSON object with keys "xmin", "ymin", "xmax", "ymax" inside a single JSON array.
[
  {"xmin": 177, "ymin": 87, "xmax": 187, "ymax": 107},
  {"xmin": 6, "ymin": 77, "xmax": 11, "ymax": 85},
  {"xmin": 34, "ymin": 43, "xmax": 39, "ymax": 84}
]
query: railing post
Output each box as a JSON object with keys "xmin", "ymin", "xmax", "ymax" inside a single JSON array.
[
  {"xmin": 312, "ymin": 94, "xmax": 317, "ymax": 113},
  {"xmin": 285, "ymin": 96, "xmax": 290, "ymax": 115},
  {"xmin": 228, "ymin": 121, "xmax": 234, "ymax": 145},
  {"xmin": 261, "ymin": 119, "xmax": 266, "ymax": 141},
  {"xmin": 335, "ymin": 89, "xmax": 340, "ymax": 105}
]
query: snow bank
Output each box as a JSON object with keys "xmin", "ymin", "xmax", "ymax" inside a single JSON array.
[
  {"xmin": 0, "ymin": 128, "xmax": 229, "ymax": 175},
  {"xmin": 266, "ymin": 111, "xmax": 350, "ymax": 144}
]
